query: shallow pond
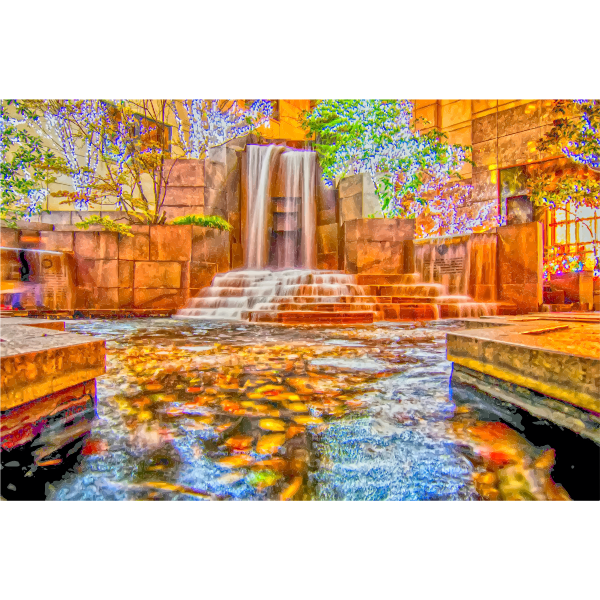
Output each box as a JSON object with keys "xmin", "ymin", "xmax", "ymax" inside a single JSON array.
[{"xmin": 44, "ymin": 318, "xmax": 577, "ymax": 501}]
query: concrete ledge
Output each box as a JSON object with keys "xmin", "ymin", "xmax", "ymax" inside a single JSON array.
[
  {"xmin": 1, "ymin": 323, "xmax": 106, "ymax": 411},
  {"xmin": 447, "ymin": 319, "xmax": 600, "ymax": 415}
]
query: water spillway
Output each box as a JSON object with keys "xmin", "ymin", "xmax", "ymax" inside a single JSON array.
[
  {"xmin": 177, "ymin": 269, "xmax": 377, "ymax": 322},
  {"xmin": 245, "ymin": 145, "xmax": 317, "ymax": 271}
]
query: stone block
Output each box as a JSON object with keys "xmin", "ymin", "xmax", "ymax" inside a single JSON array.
[
  {"xmin": 205, "ymin": 160, "xmax": 227, "ymax": 190},
  {"xmin": 317, "ymin": 223, "xmax": 338, "ymax": 255},
  {"xmin": 207, "ymin": 144, "xmax": 227, "ymax": 164},
  {"xmin": 39, "ymin": 231, "xmax": 74, "ymax": 252},
  {"xmin": 472, "ymin": 139, "xmax": 498, "ymax": 172},
  {"xmin": 163, "ymin": 186, "xmax": 205, "ymax": 207},
  {"xmin": 118, "ymin": 287, "xmax": 133, "ymax": 308},
  {"xmin": 119, "ymin": 225, "xmax": 150, "ymax": 260},
  {"xmin": 273, "ymin": 198, "xmax": 298, "ymax": 213},
  {"xmin": 93, "ymin": 288, "xmax": 119, "ymax": 309},
  {"xmin": 231, "ymin": 243, "xmax": 244, "ymax": 269},
  {"xmin": 133, "ymin": 288, "xmax": 187, "ymax": 309},
  {"xmin": 357, "ymin": 241, "xmax": 403, "ymax": 274},
  {"xmin": 75, "ymin": 259, "xmax": 119, "ymax": 288},
  {"xmin": 1, "ymin": 227, "xmax": 19, "ymax": 247},
  {"xmin": 338, "ymin": 174, "xmax": 362, "ymax": 199},
  {"xmin": 497, "ymin": 101, "xmax": 541, "ymax": 137},
  {"xmin": 343, "ymin": 240, "xmax": 357, "ymax": 274},
  {"xmin": 203, "ymin": 187, "xmax": 227, "ymax": 216},
  {"xmin": 190, "ymin": 262, "xmax": 217, "ymax": 289},
  {"xmin": 162, "ymin": 206, "xmax": 202, "ymax": 221},
  {"xmin": 15, "ymin": 221, "xmax": 53, "ymax": 231},
  {"xmin": 440, "ymin": 100, "xmax": 471, "ymax": 129},
  {"xmin": 192, "ymin": 227, "xmax": 229, "ymax": 269},
  {"xmin": 163, "ymin": 159, "xmax": 205, "ymax": 187},
  {"xmin": 0, "ymin": 330, "xmax": 105, "ymax": 411},
  {"xmin": 40, "ymin": 211, "xmax": 72, "ymax": 225},
  {"xmin": 471, "ymin": 170, "xmax": 498, "ymax": 203},
  {"xmin": 317, "ymin": 253, "xmax": 338, "ymax": 270},
  {"xmin": 498, "ymin": 128, "xmax": 543, "ymax": 168},
  {"xmin": 180, "ymin": 261, "xmax": 190, "ymax": 289},
  {"xmin": 472, "ymin": 100, "xmax": 497, "ymax": 115},
  {"xmin": 134, "ymin": 261, "xmax": 182, "ymax": 289},
  {"xmin": 118, "ymin": 260, "xmax": 133, "ymax": 288},
  {"xmin": 318, "ymin": 208, "xmax": 337, "ymax": 227},
  {"xmin": 359, "ymin": 218, "xmax": 415, "ymax": 242},
  {"xmin": 149, "ymin": 225, "xmax": 192, "ymax": 261},
  {"xmin": 549, "ymin": 272, "xmax": 594, "ymax": 305},
  {"xmin": 74, "ymin": 231, "xmax": 118, "ymax": 260},
  {"xmin": 472, "ymin": 112, "xmax": 498, "ymax": 144},
  {"xmin": 340, "ymin": 192, "xmax": 363, "ymax": 223}
]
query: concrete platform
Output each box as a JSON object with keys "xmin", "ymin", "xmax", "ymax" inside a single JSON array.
[
  {"xmin": 447, "ymin": 316, "xmax": 600, "ymax": 441},
  {"xmin": 1, "ymin": 318, "xmax": 106, "ymax": 411}
]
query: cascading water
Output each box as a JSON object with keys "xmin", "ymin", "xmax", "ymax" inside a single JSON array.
[
  {"xmin": 178, "ymin": 269, "xmax": 374, "ymax": 320},
  {"xmin": 177, "ymin": 145, "xmax": 374, "ymax": 322}
]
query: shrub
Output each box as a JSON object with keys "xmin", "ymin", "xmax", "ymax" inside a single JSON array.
[{"xmin": 169, "ymin": 214, "xmax": 232, "ymax": 231}]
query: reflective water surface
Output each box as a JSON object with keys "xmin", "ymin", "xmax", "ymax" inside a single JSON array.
[{"xmin": 46, "ymin": 318, "xmax": 574, "ymax": 501}]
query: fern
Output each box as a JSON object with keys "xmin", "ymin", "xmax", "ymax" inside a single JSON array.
[{"xmin": 169, "ymin": 214, "xmax": 232, "ymax": 231}]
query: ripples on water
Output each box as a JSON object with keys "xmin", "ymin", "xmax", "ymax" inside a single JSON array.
[{"xmin": 43, "ymin": 318, "xmax": 571, "ymax": 501}]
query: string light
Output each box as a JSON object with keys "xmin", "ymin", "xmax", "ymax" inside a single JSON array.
[
  {"xmin": 306, "ymin": 100, "xmax": 469, "ymax": 216},
  {"xmin": 172, "ymin": 100, "xmax": 273, "ymax": 159}
]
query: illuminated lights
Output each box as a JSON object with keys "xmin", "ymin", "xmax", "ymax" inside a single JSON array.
[
  {"xmin": 172, "ymin": 100, "xmax": 273, "ymax": 159},
  {"xmin": 304, "ymin": 100, "xmax": 469, "ymax": 217}
]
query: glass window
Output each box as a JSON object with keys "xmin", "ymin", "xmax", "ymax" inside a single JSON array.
[{"xmin": 547, "ymin": 201, "xmax": 599, "ymax": 271}]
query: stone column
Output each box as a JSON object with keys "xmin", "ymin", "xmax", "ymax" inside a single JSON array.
[{"xmin": 497, "ymin": 221, "xmax": 543, "ymax": 314}]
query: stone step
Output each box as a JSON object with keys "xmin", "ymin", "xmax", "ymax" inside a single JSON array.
[
  {"xmin": 391, "ymin": 296, "xmax": 473, "ymax": 304},
  {"xmin": 246, "ymin": 310, "xmax": 375, "ymax": 324},
  {"xmin": 368, "ymin": 284, "xmax": 446, "ymax": 297},
  {"xmin": 253, "ymin": 302, "xmax": 379, "ymax": 312},
  {"xmin": 376, "ymin": 304, "xmax": 438, "ymax": 320},
  {"xmin": 357, "ymin": 273, "xmax": 420, "ymax": 286}
]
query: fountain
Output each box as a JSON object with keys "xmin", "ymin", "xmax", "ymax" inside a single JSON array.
[
  {"xmin": 176, "ymin": 145, "xmax": 378, "ymax": 324},
  {"xmin": 177, "ymin": 145, "xmax": 512, "ymax": 323}
]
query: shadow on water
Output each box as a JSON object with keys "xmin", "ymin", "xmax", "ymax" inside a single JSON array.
[
  {"xmin": 6, "ymin": 318, "xmax": 593, "ymax": 501},
  {"xmin": 450, "ymin": 380, "xmax": 600, "ymax": 500}
]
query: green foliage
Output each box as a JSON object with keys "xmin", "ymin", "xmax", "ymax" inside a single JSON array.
[
  {"xmin": 0, "ymin": 100, "xmax": 63, "ymax": 227},
  {"xmin": 530, "ymin": 100, "xmax": 600, "ymax": 212},
  {"xmin": 75, "ymin": 215, "xmax": 134, "ymax": 236},
  {"xmin": 169, "ymin": 214, "xmax": 233, "ymax": 230},
  {"xmin": 301, "ymin": 100, "xmax": 471, "ymax": 217}
]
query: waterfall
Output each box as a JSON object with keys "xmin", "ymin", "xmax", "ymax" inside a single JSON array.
[
  {"xmin": 245, "ymin": 145, "xmax": 316, "ymax": 270},
  {"xmin": 245, "ymin": 145, "xmax": 283, "ymax": 269}
]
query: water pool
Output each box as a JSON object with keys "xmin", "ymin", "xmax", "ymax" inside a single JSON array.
[{"xmin": 43, "ymin": 318, "xmax": 575, "ymax": 501}]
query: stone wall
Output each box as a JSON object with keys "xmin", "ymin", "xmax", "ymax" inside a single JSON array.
[
  {"xmin": 1, "ymin": 224, "xmax": 230, "ymax": 310},
  {"xmin": 413, "ymin": 100, "xmax": 560, "ymax": 226}
]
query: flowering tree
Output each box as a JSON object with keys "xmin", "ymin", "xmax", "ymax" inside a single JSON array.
[
  {"xmin": 405, "ymin": 183, "xmax": 504, "ymax": 239},
  {"xmin": 18, "ymin": 99, "xmax": 272, "ymax": 229},
  {"xmin": 0, "ymin": 100, "xmax": 63, "ymax": 227},
  {"xmin": 302, "ymin": 100, "xmax": 470, "ymax": 217},
  {"xmin": 172, "ymin": 100, "xmax": 273, "ymax": 159},
  {"xmin": 529, "ymin": 99, "xmax": 600, "ymax": 274}
]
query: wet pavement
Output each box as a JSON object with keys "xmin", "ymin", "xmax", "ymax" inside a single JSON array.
[{"xmin": 40, "ymin": 318, "xmax": 578, "ymax": 501}]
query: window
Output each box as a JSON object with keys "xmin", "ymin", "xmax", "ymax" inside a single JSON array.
[{"xmin": 547, "ymin": 203, "xmax": 600, "ymax": 271}]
